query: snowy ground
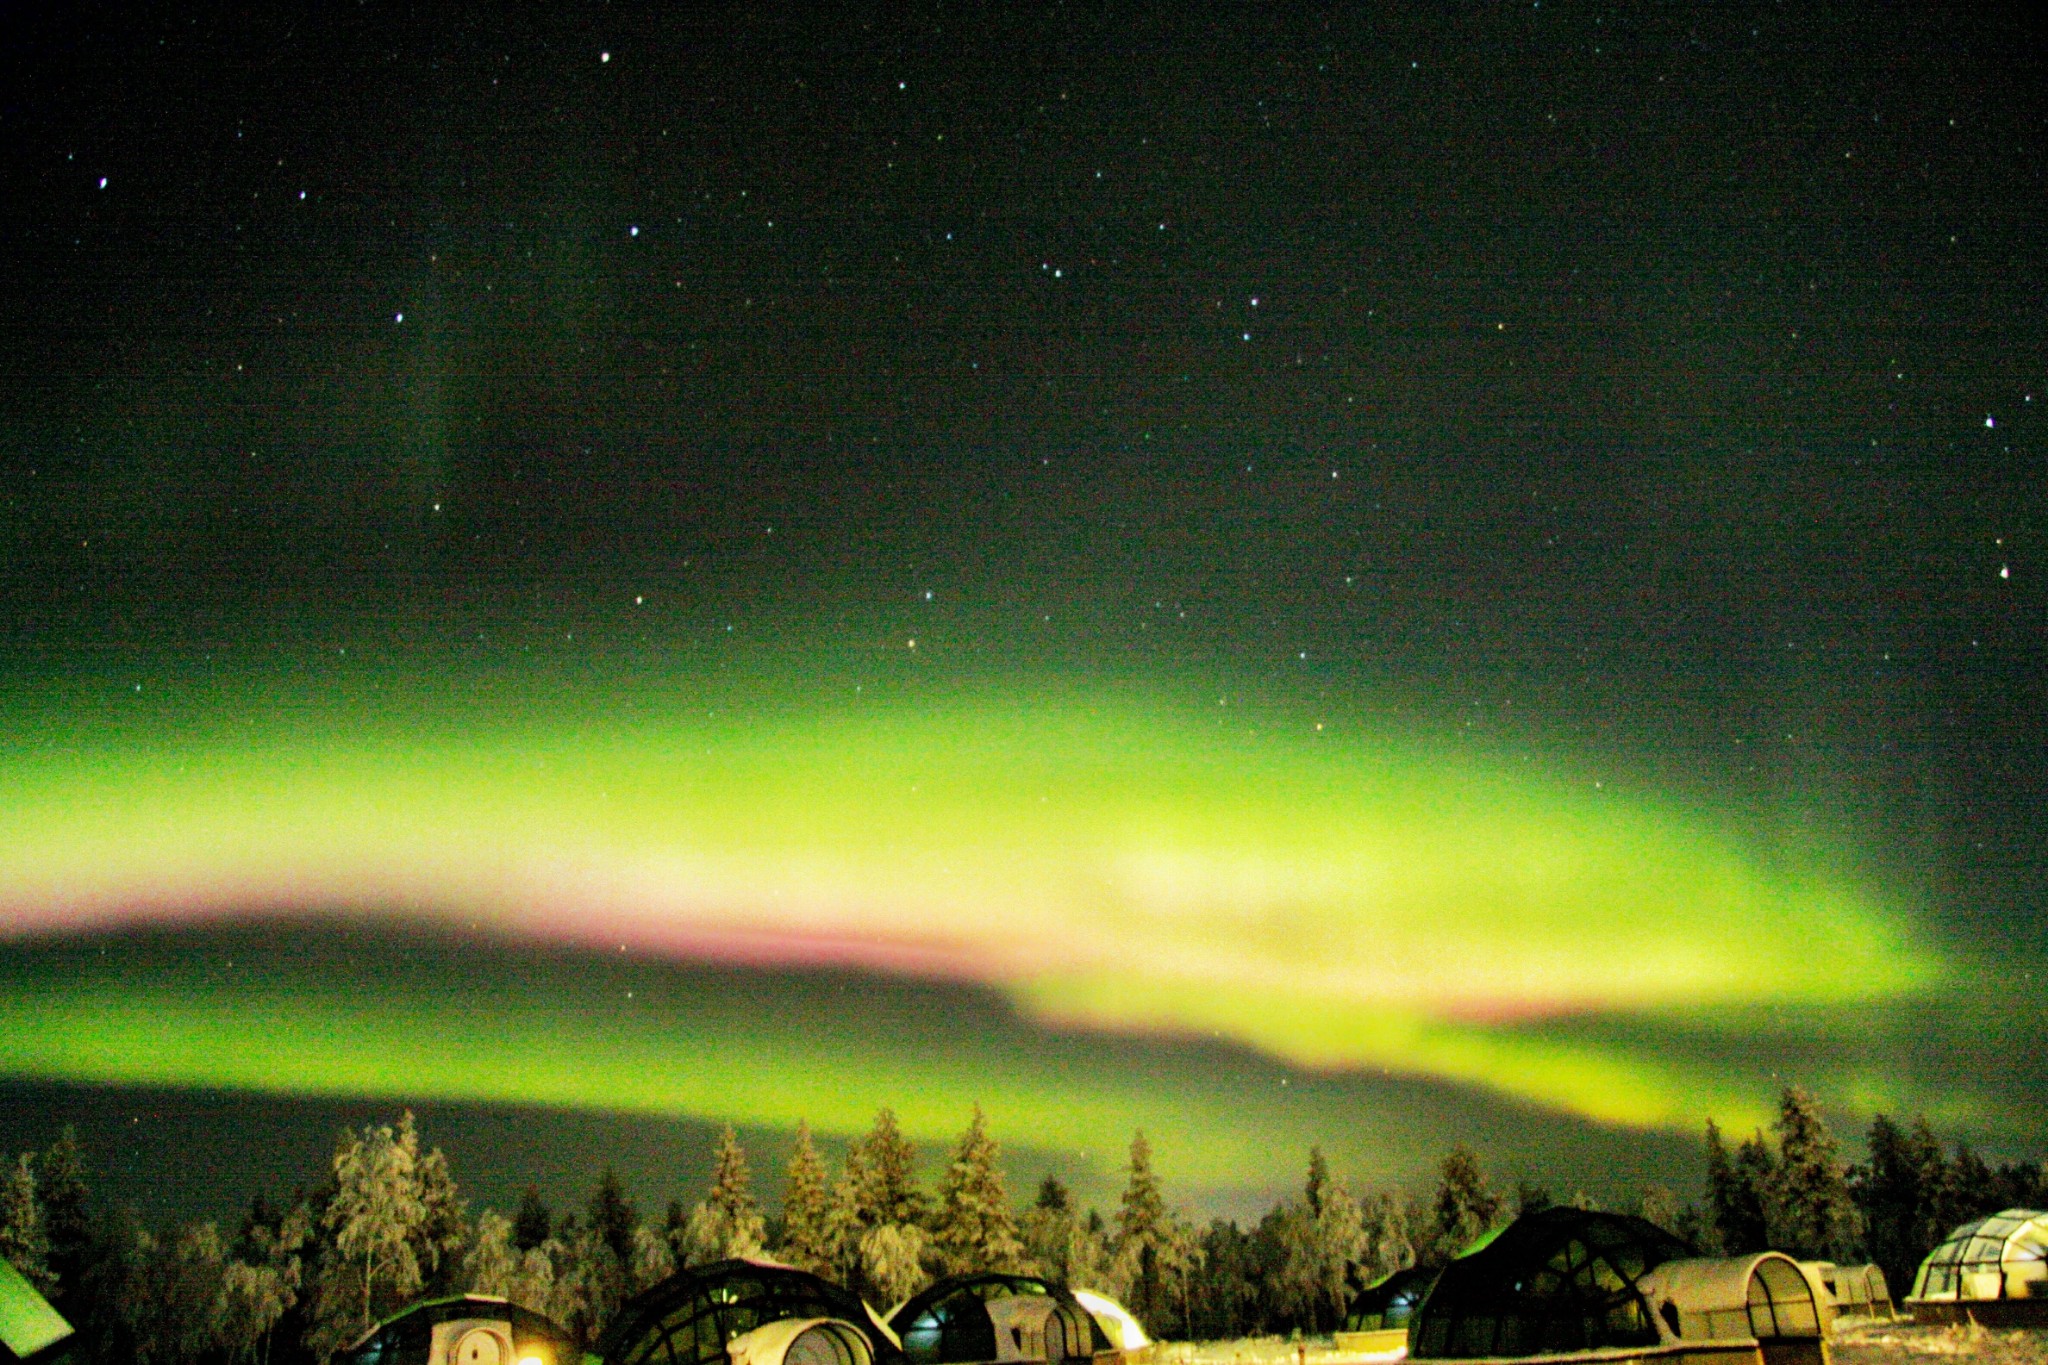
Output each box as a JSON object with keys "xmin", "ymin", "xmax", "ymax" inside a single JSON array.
[
  {"xmin": 1149, "ymin": 1324, "xmax": 2048, "ymax": 1365},
  {"xmin": 1150, "ymin": 1338, "xmax": 1402, "ymax": 1365},
  {"xmin": 1832, "ymin": 1319, "xmax": 2048, "ymax": 1365}
]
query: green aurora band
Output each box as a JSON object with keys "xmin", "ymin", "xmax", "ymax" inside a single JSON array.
[{"xmin": 0, "ymin": 663, "xmax": 1996, "ymax": 1180}]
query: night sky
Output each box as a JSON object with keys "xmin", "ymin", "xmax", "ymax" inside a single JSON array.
[{"xmin": 0, "ymin": 1, "xmax": 2042, "ymax": 1222}]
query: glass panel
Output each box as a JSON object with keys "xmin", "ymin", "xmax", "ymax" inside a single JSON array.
[
  {"xmin": 1449, "ymin": 1312, "xmax": 1498, "ymax": 1357},
  {"xmin": 901, "ymin": 1313, "xmax": 943, "ymax": 1365},
  {"xmin": 1752, "ymin": 1259, "xmax": 1818, "ymax": 1337},
  {"xmin": 1753, "ymin": 1260, "xmax": 1785, "ymax": 1334}
]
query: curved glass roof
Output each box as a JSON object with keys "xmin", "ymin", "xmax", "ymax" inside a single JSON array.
[
  {"xmin": 597, "ymin": 1260, "xmax": 904, "ymax": 1365},
  {"xmin": 887, "ymin": 1274, "xmax": 1111, "ymax": 1365},
  {"xmin": 342, "ymin": 1295, "xmax": 578, "ymax": 1365},
  {"xmin": 1911, "ymin": 1210, "xmax": 2048, "ymax": 1303},
  {"xmin": 1345, "ymin": 1267, "xmax": 1438, "ymax": 1332},
  {"xmin": 1410, "ymin": 1208, "xmax": 1695, "ymax": 1359}
]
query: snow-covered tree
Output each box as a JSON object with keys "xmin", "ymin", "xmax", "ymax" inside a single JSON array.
[
  {"xmin": 859, "ymin": 1222, "xmax": 929, "ymax": 1308},
  {"xmin": 40, "ymin": 1127, "xmax": 93, "ymax": 1306},
  {"xmin": 681, "ymin": 1128, "xmax": 766, "ymax": 1265},
  {"xmin": 465, "ymin": 1211, "xmax": 520, "ymax": 1297},
  {"xmin": 629, "ymin": 1223, "xmax": 674, "ymax": 1291},
  {"xmin": 308, "ymin": 1117, "xmax": 428, "ymax": 1359},
  {"xmin": 127, "ymin": 1222, "xmax": 230, "ymax": 1365},
  {"xmin": 220, "ymin": 1258, "xmax": 293, "ymax": 1365},
  {"xmin": 825, "ymin": 1111, "xmax": 930, "ymax": 1302},
  {"xmin": 1308, "ymin": 1177, "xmax": 1365, "ymax": 1330},
  {"xmin": 1707, "ymin": 1121, "xmax": 1775, "ymax": 1256},
  {"xmin": 777, "ymin": 1122, "xmax": 833, "ymax": 1276},
  {"xmin": 1851, "ymin": 1114, "xmax": 1950, "ymax": 1306},
  {"xmin": 0, "ymin": 1153, "xmax": 54, "ymax": 1295},
  {"xmin": 1112, "ymin": 1132, "xmax": 1170, "ymax": 1331},
  {"xmin": 1357, "ymin": 1191, "xmax": 1413, "ymax": 1282},
  {"xmin": 931, "ymin": 1107, "xmax": 1025, "ymax": 1276},
  {"xmin": 1770, "ymin": 1088, "xmax": 1861, "ymax": 1259},
  {"xmin": 1635, "ymin": 1184, "xmax": 1681, "ymax": 1233},
  {"xmin": 1021, "ymin": 1176, "xmax": 1074, "ymax": 1281},
  {"xmin": 589, "ymin": 1168, "xmax": 637, "ymax": 1269},
  {"xmin": 408, "ymin": 1120, "xmax": 467, "ymax": 1295},
  {"xmin": 1064, "ymin": 1209, "xmax": 1113, "ymax": 1292},
  {"xmin": 550, "ymin": 1218, "xmax": 617, "ymax": 1345},
  {"xmin": 1258, "ymin": 1199, "xmax": 1321, "ymax": 1330},
  {"xmin": 1430, "ymin": 1145, "xmax": 1502, "ymax": 1263},
  {"xmin": 509, "ymin": 1241, "xmax": 557, "ymax": 1319},
  {"xmin": 579, "ymin": 1170, "xmax": 634, "ymax": 1324},
  {"xmin": 852, "ymin": 1109, "xmax": 926, "ymax": 1228},
  {"xmin": 1155, "ymin": 1210, "xmax": 1204, "ymax": 1341}
]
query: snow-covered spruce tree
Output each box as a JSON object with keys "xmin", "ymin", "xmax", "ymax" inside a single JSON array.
[
  {"xmin": 1430, "ymin": 1144, "xmax": 1502, "ymax": 1265},
  {"xmin": 590, "ymin": 1168, "xmax": 638, "ymax": 1269},
  {"xmin": 1770, "ymin": 1088, "xmax": 1861, "ymax": 1260},
  {"xmin": 581, "ymin": 1168, "xmax": 636, "ymax": 1324},
  {"xmin": 1187, "ymin": 1219, "xmax": 1257, "ymax": 1340},
  {"xmin": 1702, "ymin": 1120, "xmax": 1740, "ymax": 1254},
  {"xmin": 1258, "ymin": 1198, "xmax": 1319, "ymax": 1332},
  {"xmin": 825, "ymin": 1109, "xmax": 929, "ymax": 1301},
  {"xmin": 1112, "ymin": 1132, "xmax": 1170, "ymax": 1332},
  {"xmin": 859, "ymin": 1222, "xmax": 930, "ymax": 1308},
  {"xmin": 1065, "ymin": 1209, "xmax": 1113, "ymax": 1294},
  {"xmin": 854, "ymin": 1110, "xmax": 927, "ymax": 1229},
  {"xmin": 1358, "ymin": 1190, "xmax": 1414, "ymax": 1283},
  {"xmin": 682, "ymin": 1128, "xmax": 766, "ymax": 1265},
  {"xmin": 1307, "ymin": 1162, "xmax": 1365, "ymax": 1332},
  {"xmin": 0, "ymin": 1152, "xmax": 54, "ymax": 1295},
  {"xmin": 777, "ymin": 1121, "xmax": 833, "ymax": 1276},
  {"xmin": 1281, "ymin": 1147, "xmax": 1372, "ymax": 1331},
  {"xmin": 1020, "ymin": 1176, "xmax": 1073, "ymax": 1282},
  {"xmin": 932, "ymin": 1107, "xmax": 1026, "ymax": 1276},
  {"xmin": 1156, "ymin": 1210, "xmax": 1204, "ymax": 1341},
  {"xmin": 540, "ymin": 1218, "xmax": 594, "ymax": 1344}
]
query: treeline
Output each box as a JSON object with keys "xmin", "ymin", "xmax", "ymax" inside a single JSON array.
[
  {"xmin": 1695, "ymin": 1092, "xmax": 2048, "ymax": 1307},
  {"xmin": 0, "ymin": 1090, "xmax": 2040, "ymax": 1365}
]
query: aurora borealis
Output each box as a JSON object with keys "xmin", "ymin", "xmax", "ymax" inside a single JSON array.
[
  {"xmin": 1, "ymin": 0, "xmax": 2043, "ymax": 1215},
  {"xmin": 0, "ymin": 667, "xmax": 1936, "ymax": 1119}
]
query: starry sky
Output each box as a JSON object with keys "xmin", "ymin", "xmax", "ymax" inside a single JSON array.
[{"xmin": 0, "ymin": 0, "xmax": 2043, "ymax": 1221}]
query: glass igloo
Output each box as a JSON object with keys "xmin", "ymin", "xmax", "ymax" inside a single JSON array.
[
  {"xmin": 1409, "ymin": 1208, "xmax": 1693, "ymax": 1359},
  {"xmin": 886, "ymin": 1274, "xmax": 1111, "ymax": 1365},
  {"xmin": 597, "ymin": 1260, "xmax": 903, "ymax": 1365},
  {"xmin": 1909, "ymin": 1209, "xmax": 2048, "ymax": 1321}
]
